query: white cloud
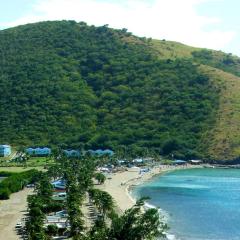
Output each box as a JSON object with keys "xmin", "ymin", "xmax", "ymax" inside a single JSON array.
[{"xmin": 1, "ymin": 0, "xmax": 236, "ymax": 50}]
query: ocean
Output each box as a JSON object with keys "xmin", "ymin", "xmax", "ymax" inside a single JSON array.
[{"xmin": 132, "ymin": 168, "xmax": 240, "ymax": 240}]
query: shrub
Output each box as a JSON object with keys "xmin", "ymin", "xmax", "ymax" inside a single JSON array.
[
  {"xmin": 0, "ymin": 170, "xmax": 39, "ymax": 200},
  {"xmin": 0, "ymin": 188, "xmax": 11, "ymax": 199}
]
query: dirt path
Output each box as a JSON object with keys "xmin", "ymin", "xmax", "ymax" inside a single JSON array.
[{"xmin": 0, "ymin": 189, "xmax": 32, "ymax": 240}]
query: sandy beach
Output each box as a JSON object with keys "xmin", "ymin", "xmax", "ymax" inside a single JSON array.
[
  {"xmin": 99, "ymin": 165, "xmax": 201, "ymax": 212},
  {"xmin": 0, "ymin": 188, "xmax": 32, "ymax": 240}
]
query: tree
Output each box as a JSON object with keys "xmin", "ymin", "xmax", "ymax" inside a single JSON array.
[
  {"xmin": 26, "ymin": 195, "xmax": 47, "ymax": 240},
  {"xmin": 0, "ymin": 188, "xmax": 10, "ymax": 199},
  {"xmin": 161, "ymin": 138, "xmax": 182, "ymax": 155},
  {"xmin": 86, "ymin": 198, "xmax": 167, "ymax": 240},
  {"xmin": 65, "ymin": 165, "xmax": 86, "ymax": 240},
  {"xmin": 47, "ymin": 165, "xmax": 62, "ymax": 180},
  {"xmin": 94, "ymin": 172, "xmax": 106, "ymax": 184},
  {"xmin": 67, "ymin": 182, "xmax": 85, "ymax": 239},
  {"xmin": 45, "ymin": 224, "xmax": 58, "ymax": 237},
  {"xmin": 108, "ymin": 198, "xmax": 167, "ymax": 240},
  {"xmin": 89, "ymin": 189, "xmax": 115, "ymax": 220},
  {"xmin": 35, "ymin": 173, "xmax": 53, "ymax": 204}
]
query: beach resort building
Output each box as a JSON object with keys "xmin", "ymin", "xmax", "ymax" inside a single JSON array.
[
  {"xmin": 52, "ymin": 179, "xmax": 66, "ymax": 190},
  {"xmin": 52, "ymin": 192, "xmax": 67, "ymax": 202},
  {"xmin": 133, "ymin": 158, "xmax": 144, "ymax": 165},
  {"xmin": 88, "ymin": 149, "xmax": 114, "ymax": 157},
  {"xmin": 0, "ymin": 145, "xmax": 11, "ymax": 157},
  {"xmin": 132, "ymin": 157, "xmax": 154, "ymax": 166},
  {"xmin": 172, "ymin": 160, "xmax": 187, "ymax": 165},
  {"xmin": 26, "ymin": 147, "xmax": 51, "ymax": 156},
  {"xmin": 45, "ymin": 210, "xmax": 69, "ymax": 231},
  {"xmin": 189, "ymin": 160, "xmax": 202, "ymax": 165},
  {"xmin": 63, "ymin": 149, "xmax": 80, "ymax": 158}
]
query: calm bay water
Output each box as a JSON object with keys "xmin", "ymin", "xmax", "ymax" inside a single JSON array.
[{"xmin": 132, "ymin": 168, "xmax": 240, "ymax": 240}]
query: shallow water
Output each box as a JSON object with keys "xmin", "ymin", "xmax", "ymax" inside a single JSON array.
[{"xmin": 132, "ymin": 168, "xmax": 240, "ymax": 240}]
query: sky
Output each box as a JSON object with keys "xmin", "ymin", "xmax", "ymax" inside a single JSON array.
[{"xmin": 0, "ymin": 0, "xmax": 239, "ymax": 56}]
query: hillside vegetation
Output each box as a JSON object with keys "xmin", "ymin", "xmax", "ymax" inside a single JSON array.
[
  {"xmin": 149, "ymin": 39, "xmax": 200, "ymax": 60},
  {"xmin": 198, "ymin": 66, "xmax": 240, "ymax": 161},
  {"xmin": 0, "ymin": 20, "xmax": 240, "ymax": 161},
  {"xmin": 150, "ymin": 39, "xmax": 240, "ymax": 161}
]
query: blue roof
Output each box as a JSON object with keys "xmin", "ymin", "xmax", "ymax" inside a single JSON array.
[
  {"xmin": 95, "ymin": 149, "xmax": 103, "ymax": 153},
  {"xmin": 133, "ymin": 158, "xmax": 144, "ymax": 163},
  {"xmin": 63, "ymin": 149, "xmax": 80, "ymax": 156},
  {"xmin": 104, "ymin": 149, "xmax": 114, "ymax": 154},
  {"xmin": 26, "ymin": 147, "xmax": 51, "ymax": 155},
  {"xmin": 0, "ymin": 145, "xmax": 11, "ymax": 148},
  {"xmin": 26, "ymin": 147, "xmax": 34, "ymax": 150},
  {"xmin": 88, "ymin": 149, "xmax": 114, "ymax": 156},
  {"xmin": 26, "ymin": 147, "xmax": 50, "ymax": 150}
]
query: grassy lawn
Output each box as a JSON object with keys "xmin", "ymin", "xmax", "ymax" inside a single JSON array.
[
  {"xmin": 27, "ymin": 157, "xmax": 54, "ymax": 167},
  {"xmin": 0, "ymin": 156, "xmax": 54, "ymax": 171},
  {"xmin": 0, "ymin": 166, "xmax": 45, "ymax": 173}
]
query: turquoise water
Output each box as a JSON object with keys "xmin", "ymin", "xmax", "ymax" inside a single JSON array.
[{"xmin": 132, "ymin": 168, "xmax": 240, "ymax": 240}]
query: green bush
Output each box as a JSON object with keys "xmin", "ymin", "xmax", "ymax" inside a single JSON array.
[
  {"xmin": 0, "ymin": 170, "xmax": 39, "ymax": 200},
  {"xmin": 0, "ymin": 188, "xmax": 10, "ymax": 199},
  {"xmin": 42, "ymin": 201, "xmax": 64, "ymax": 214}
]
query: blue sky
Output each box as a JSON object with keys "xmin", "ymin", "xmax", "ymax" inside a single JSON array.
[
  {"xmin": 0, "ymin": 0, "xmax": 239, "ymax": 56},
  {"xmin": 197, "ymin": 0, "xmax": 240, "ymax": 55}
]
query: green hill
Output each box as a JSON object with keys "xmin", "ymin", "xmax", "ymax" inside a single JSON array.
[
  {"xmin": 0, "ymin": 20, "xmax": 240, "ymax": 161},
  {"xmin": 149, "ymin": 39, "xmax": 240, "ymax": 161},
  {"xmin": 149, "ymin": 39, "xmax": 201, "ymax": 60}
]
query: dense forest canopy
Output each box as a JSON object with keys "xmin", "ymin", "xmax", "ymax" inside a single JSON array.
[{"xmin": 1, "ymin": 20, "xmax": 237, "ymax": 160}]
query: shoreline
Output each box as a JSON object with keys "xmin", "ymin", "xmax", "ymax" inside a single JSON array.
[
  {"xmin": 100, "ymin": 164, "xmax": 205, "ymax": 240},
  {"xmin": 99, "ymin": 164, "xmax": 203, "ymax": 213},
  {"xmin": 125, "ymin": 165, "xmax": 204, "ymax": 207}
]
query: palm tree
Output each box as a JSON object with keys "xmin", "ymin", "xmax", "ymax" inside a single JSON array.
[
  {"xmin": 86, "ymin": 198, "xmax": 167, "ymax": 240},
  {"xmin": 45, "ymin": 224, "xmax": 58, "ymax": 237},
  {"xmin": 108, "ymin": 198, "xmax": 167, "ymax": 240},
  {"xmin": 89, "ymin": 189, "xmax": 115, "ymax": 220},
  {"xmin": 47, "ymin": 165, "xmax": 62, "ymax": 180},
  {"xmin": 26, "ymin": 195, "xmax": 46, "ymax": 240},
  {"xmin": 35, "ymin": 173, "xmax": 53, "ymax": 204},
  {"xmin": 65, "ymin": 171, "xmax": 85, "ymax": 239},
  {"xmin": 94, "ymin": 172, "xmax": 106, "ymax": 185}
]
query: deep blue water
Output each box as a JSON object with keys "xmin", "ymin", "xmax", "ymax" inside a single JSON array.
[{"xmin": 132, "ymin": 168, "xmax": 240, "ymax": 240}]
